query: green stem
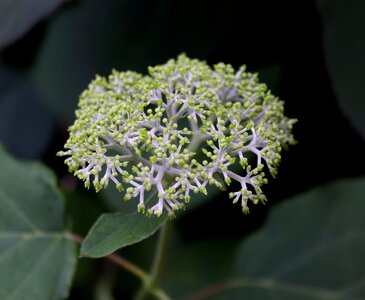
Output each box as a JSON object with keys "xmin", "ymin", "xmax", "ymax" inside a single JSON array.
[
  {"xmin": 94, "ymin": 262, "xmax": 116, "ymax": 300},
  {"xmin": 66, "ymin": 232, "xmax": 149, "ymax": 282},
  {"xmin": 182, "ymin": 277, "xmax": 336, "ymax": 300},
  {"xmin": 67, "ymin": 231, "xmax": 172, "ymax": 299},
  {"xmin": 133, "ymin": 134, "xmax": 204, "ymax": 299},
  {"xmin": 134, "ymin": 220, "xmax": 173, "ymax": 300}
]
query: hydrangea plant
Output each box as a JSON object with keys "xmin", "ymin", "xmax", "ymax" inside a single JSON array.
[{"xmin": 58, "ymin": 54, "xmax": 296, "ymax": 217}]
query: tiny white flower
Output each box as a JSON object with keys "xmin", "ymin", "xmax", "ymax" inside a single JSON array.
[{"xmin": 58, "ymin": 55, "xmax": 296, "ymax": 217}]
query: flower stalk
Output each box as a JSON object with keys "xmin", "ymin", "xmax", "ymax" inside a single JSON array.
[{"xmin": 134, "ymin": 220, "xmax": 173, "ymax": 300}]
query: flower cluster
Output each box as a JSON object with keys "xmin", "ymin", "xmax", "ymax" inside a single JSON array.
[{"xmin": 58, "ymin": 55, "xmax": 296, "ymax": 217}]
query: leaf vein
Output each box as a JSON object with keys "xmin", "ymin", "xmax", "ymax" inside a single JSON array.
[
  {"xmin": 6, "ymin": 238, "xmax": 61, "ymax": 300},
  {"xmin": 0, "ymin": 188, "xmax": 38, "ymax": 231}
]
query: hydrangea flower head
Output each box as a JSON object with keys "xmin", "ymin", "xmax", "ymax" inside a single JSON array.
[{"xmin": 58, "ymin": 55, "xmax": 296, "ymax": 217}]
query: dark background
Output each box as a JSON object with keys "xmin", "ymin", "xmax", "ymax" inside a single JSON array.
[{"xmin": 1, "ymin": 0, "xmax": 364, "ymax": 298}]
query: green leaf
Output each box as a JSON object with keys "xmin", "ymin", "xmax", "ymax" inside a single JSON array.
[
  {"xmin": 318, "ymin": 0, "xmax": 365, "ymax": 140},
  {"xmin": 161, "ymin": 240, "xmax": 238, "ymax": 299},
  {"xmin": 31, "ymin": 0, "xmax": 232, "ymax": 121},
  {"xmin": 211, "ymin": 178, "xmax": 365, "ymax": 299},
  {"xmin": 0, "ymin": 66, "xmax": 54, "ymax": 158},
  {"xmin": 31, "ymin": 0, "xmax": 170, "ymax": 121},
  {"xmin": 81, "ymin": 191, "xmax": 168, "ymax": 258},
  {"xmin": 0, "ymin": 0, "xmax": 63, "ymax": 49},
  {"xmin": 0, "ymin": 145, "xmax": 77, "ymax": 300}
]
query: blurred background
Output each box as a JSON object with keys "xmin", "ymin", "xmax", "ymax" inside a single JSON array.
[{"xmin": 0, "ymin": 0, "xmax": 364, "ymax": 299}]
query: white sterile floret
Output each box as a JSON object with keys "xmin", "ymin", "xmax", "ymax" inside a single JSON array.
[{"xmin": 58, "ymin": 54, "xmax": 296, "ymax": 217}]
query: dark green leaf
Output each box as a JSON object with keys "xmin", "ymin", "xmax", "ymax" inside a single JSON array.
[
  {"xmin": 0, "ymin": 67, "xmax": 54, "ymax": 158},
  {"xmin": 0, "ymin": 0, "xmax": 63, "ymax": 49},
  {"xmin": 211, "ymin": 178, "xmax": 365, "ymax": 299},
  {"xmin": 318, "ymin": 0, "xmax": 365, "ymax": 140},
  {"xmin": 31, "ymin": 0, "xmax": 232, "ymax": 121},
  {"xmin": 31, "ymin": 0, "xmax": 173, "ymax": 121},
  {"xmin": 0, "ymin": 145, "xmax": 77, "ymax": 300},
  {"xmin": 162, "ymin": 240, "xmax": 238, "ymax": 299},
  {"xmin": 81, "ymin": 191, "xmax": 167, "ymax": 258}
]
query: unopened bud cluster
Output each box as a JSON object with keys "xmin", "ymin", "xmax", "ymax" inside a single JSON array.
[{"xmin": 58, "ymin": 55, "xmax": 296, "ymax": 217}]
